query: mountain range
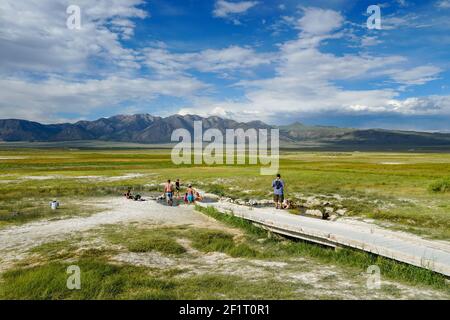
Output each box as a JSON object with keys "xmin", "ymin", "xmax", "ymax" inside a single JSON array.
[{"xmin": 1, "ymin": 114, "xmax": 450, "ymax": 150}]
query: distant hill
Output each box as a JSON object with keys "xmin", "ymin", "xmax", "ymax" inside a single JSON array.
[
  {"xmin": 0, "ymin": 114, "xmax": 272, "ymax": 144},
  {"xmin": 278, "ymin": 122, "xmax": 354, "ymax": 140},
  {"xmin": 278, "ymin": 122, "xmax": 450, "ymax": 149},
  {"xmin": 1, "ymin": 114, "xmax": 450, "ymax": 150}
]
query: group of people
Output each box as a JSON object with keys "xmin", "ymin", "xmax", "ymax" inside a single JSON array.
[
  {"xmin": 123, "ymin": 178, "xmax": 201, "ymax": 206},
  {"xmin": 124, "ymin": 173, "xmax": 289, "ymax": 210},
  {"xmin": 164, "ymin": 174, "xmax": 288, "ymax": 209},
  {"xmin": 164, "ymin": 179, "xmax": 203, "ymax": 206}
]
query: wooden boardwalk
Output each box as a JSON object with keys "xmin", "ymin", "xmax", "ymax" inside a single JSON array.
[{"xmin": 198, "ymin": 201, "xmax": 450, "ymax": 277}]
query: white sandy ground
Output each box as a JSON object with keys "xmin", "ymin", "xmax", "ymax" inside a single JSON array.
[
  {"xmin": 0, "ymin": 197, "xmax": 232, "ymax": 272},
  {"xmin": 0, "ymin": 173, "xmax": 156, "ymax": 184},
  {"xmin": 379, "ymin": 162, "xmax": 405, "ymax": 165},
  {"xmin": 0, "ymin": 157, "xmax": 28, "ymax": 160},
  {"xmin": 16, "ymin": 173, "xmax": 148, "ymax": 181},
  {"xmin": 0, "ymin": 198, "xmax": 448, "ymax": 299}
]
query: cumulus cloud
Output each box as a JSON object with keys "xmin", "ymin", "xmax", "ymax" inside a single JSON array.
[
  {"xmin": 178, "ymin": 8, "xmax": 444, "ymax": 123},
  {"xmin": 436, "ymin": 0, "xmax": 450, "ymax": 8},
  {"xmin": 390, "ymin": 66, "xmax": 442, "ymax": 86},
  {"xmin": 360, "ymin": 36, "xmax": 383, "ymax": 47},
  {"xmin": 380, "ymin": 13, "xmax": 434, "ymax": 30},
  {"xmin": 213, "ymin": 0, "xmax": 258, "ymax": 23},
  {"xmin": 0, "ymin": 1, "xmax": 446, "ymax": 128},
  {"xmin": 142, "ymin": 45, "xmax": 272, "ymax": 77},
  {"xmin": 297, "ymin": 7, "xmax": 344, "ymax": 35},
  {"xmin": 0, "ymin": 76, "xmax": 207, "ymax": 123},
  {"xmin": 0, "ymin": 0, "xmax": 146, "ymax": 74},
  {"xmin": 0, "ymin": 0, "xmax": 210, "ymax": 122},
  {"xmin": 386, "ymin": 96, "xmax": 450, "ymax": 115}
]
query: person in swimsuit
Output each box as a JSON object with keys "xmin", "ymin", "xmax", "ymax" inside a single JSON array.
[
  {"xmin": 186, "ymin": 184, "xmax": 195, "ymax": 204},
  {"xmin": 195, "ymin": 191, "xmax": 203, "ymax": 202},
  {"xmin": 164, "ymin": 179, "xmax": 174, "ymax": 206}
]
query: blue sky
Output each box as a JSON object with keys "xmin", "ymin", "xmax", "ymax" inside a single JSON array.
[{"xmin": 0, "ymin": 0, "xmax": 449, "ymax": 131}]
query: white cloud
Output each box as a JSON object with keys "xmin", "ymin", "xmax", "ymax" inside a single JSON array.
[
  {"xmin": 213, "ymin": 0, "xmax": 258, "ymax": 22},
  {"xmin": 0, "ymin": 76, "xmax": 207, "ymax": 123},
  {"xmin": 436, "ymin": 0, "xmax": 450, "ymax": 8},
  {"xmin": 385, "ymin": 96, "xmax": 450, "ymax": 115},
  {"xmin": 180, "ymin": 93, "xmax": 450, "ymax": 124},
  {"xmin": 142, "ymin": 45, "xmax": 272, "ymax": 77},
  {"xmin": 0, "ymin": 0, "xmax": 212, "ymax": 122},
  {"xmin": 0, "ymin": 0, "xmax": 147, "ymax": 74},
  {"xmin": 391, "ymin": 66, "xmax": 442, "ymax": 86},
  {"xmin": 267, "ymin": 15, "xmax": 296, "ymax": 35},
  {"xmin": 178, "ymin": 8, "xmax": 444, "ymax": 123},
  {"xmin": 0, "ymin": 1, "xmax": 446, "ymax": 127},
  {"xmin": 297, "ymin": 7, "xmax": 344, "ymax": 35},
  {"xmin": 361, "ymin": 36, "xmax": 383, "ymax": 47},
  {"xmin": 381, "ymin": 13, "xmax": 433, "ymax": 30}
]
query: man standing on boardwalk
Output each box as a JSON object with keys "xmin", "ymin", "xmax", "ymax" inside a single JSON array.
[{"xmin": 272, "ymin": 174, "xmax": 285, "ymax": 210}]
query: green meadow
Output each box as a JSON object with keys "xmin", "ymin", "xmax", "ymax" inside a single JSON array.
[
  {"xmin": 1, "ymin": 148, "xmax": 449, "ymax": 239},
  {"xmin": 0, "ymin": 148, "xmax": 449, "ymax": 299}
]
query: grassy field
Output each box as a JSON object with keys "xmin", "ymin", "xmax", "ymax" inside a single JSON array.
[
  {"xmin": 0, "ymin": 148, "xmax": 449, "ymax": 299},
  {"xmin": 0, "ymin": 148, "xmax": 449, "ymax": 238},
  {"xmin": 0, "ymin": 207, "xmax": 448, "ymax": 300}
]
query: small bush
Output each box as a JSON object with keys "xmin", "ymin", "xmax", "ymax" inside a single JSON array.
[
  {"xmin": 189, "ymin": 230, "xmax": 235, "ymax": 252},
  {"xmin": 104, "ymin": 227, "xmax": 186, "ymax": 255},
  {"xmin": 127, "ymin": 236, "xmax": 186, "ymax": 255},
  {"xmin": 428, "ymin": 179, "xmax": 450, "ymax": 193},
  {"xmin": 188, "ymin": 228, "xmax": 261, "ymax": 258},
  {"xmin": 205, "ymin": 184, "xmax": 227, "ymax": 197}
]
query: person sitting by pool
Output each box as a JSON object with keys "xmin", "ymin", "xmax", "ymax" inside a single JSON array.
[
  {"xmin": 282, "ymin": 199, "xmax": 292, "ymax": 210},
  {"xmin": 124, "ymin": 188, "xmax": 133, "ymax": 199},
  {"xmin": 195, "ymin": 191, "xmax": 203, "ymax": 202}
]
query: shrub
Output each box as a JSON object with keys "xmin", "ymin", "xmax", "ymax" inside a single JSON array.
[{"xmin": 428, "ymin": 179, "xmax": 450, "ymax": 193}]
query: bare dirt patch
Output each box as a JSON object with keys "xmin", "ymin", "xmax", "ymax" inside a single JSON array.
[
  {"xmin": 0, "ymin": 197, "xmax": 237, "ymax": 272},
  {"xmin": 0, "ymin": 197, "xmax": 448, "ymax": 299}
]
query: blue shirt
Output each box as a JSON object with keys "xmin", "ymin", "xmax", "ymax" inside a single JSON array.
[{"xmin": 272, "ymin": 179, "xmax": 284, "ymax": 195}]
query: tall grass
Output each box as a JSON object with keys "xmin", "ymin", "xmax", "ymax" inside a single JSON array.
[
  {"xmin": 104, "ymin": 226, "xmax": 186, "ymax": 255},
  {"xmin": 0, "ymin": 257, "xmax": 300, "ymax": 300},
  {"xmin": 429, "ymin": 179, "xmax": 450, "ymax": 193},
  {"xmin": 188, "ymin": 229, "xmax": 260, "ymax": 258}
]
